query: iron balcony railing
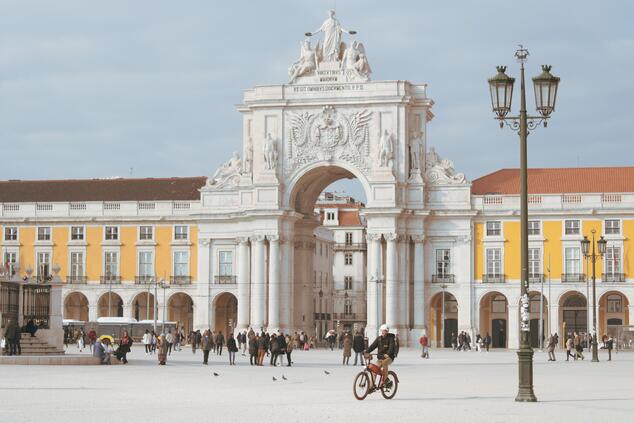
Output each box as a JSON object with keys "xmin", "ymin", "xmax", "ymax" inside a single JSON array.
[
  {"xmin": 333, "ymin": 243, "xmax": 367, "ymax": 251},
  {"xmin": 333, "ymin": 312, "xmax": 367, "ymax": 320},
  {"xmin": 602, "ymin": 273, "xmax": 625, "ymax": 283},
  {"xmin": 432, "ymin": 274, "xmax": 455, "ymax": 283},
  {"xmin": 66, "ymin": 275, "xmax": 88, "ymax": 284},
  {"xmin": 482, "ymin": 274, "xmax": 506, "ymax": 283},
  {"xmin": 135, "ymin": 276, "xmax": 155, "ymax": 284},
  {"xmin": 171, "ymin": 276, "xmax": 193, "ymax": 285},
  {"xmin": 100, "ymin": 276, "xmax": 122, "ymax": 284},
  {"xmin": 561, "ymin": 273, "xmax": 586, "ymax": 283},
  {"xmin": 528, "ymin": 274, "xmax": 544, "ymax": 284}
]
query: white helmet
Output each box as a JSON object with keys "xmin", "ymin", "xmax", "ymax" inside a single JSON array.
[{"xmin": 379, "ymin": 324, "xmax": 389, "ymax": 332}]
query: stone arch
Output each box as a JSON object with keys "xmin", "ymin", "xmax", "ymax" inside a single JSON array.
[
  {"xmin": 97, "ymin": 292, "xmax": 124, "ymax": 318},
  {"xmin": 479, "ymin": 291, "xmax": 508, "ymax": 348},
  {"xmin": 63, "ymin": 291, "xmax": 89, "ymax": 321},
  {"xmin": 429, "ymin": 290, "xmax": 458, "ymax": 348},
  {"xmin": 599, "ymin": 290, "xmax": 630, "ymax": 338},
  {"xmin": 212, "ymin": 292, "xmax": 238, "ymax": 335},
  {"xmin": 526, "ymin": 290, "xmax": 548, "ymax": 347},
  {"xmin": 130, "ymin": 291, "xmax": 155, "ymax": 321},
  {"xmin": 559, "ymin": 291, "xmax": 587, "ymax": 337},
  {"xmin": 168, "ymin": 292, "xmax": 194, "ymax": 334}
]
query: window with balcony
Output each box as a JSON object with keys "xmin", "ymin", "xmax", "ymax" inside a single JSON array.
[
  {"xmin": 104, "ymin": 251, "xmax": 119, "ymax": 278},
  {"xmin": 70, "ymin": 226, "xmax": 84, "ymax": 241},
  {"xmin": 139, "ymin": 226, "xmax": 153, "ymax": 240},
  {"xmin": 37, "ymin": 252, "xmax": 50, "ymax": 280},
  {"xmin": 345, "ymin": 232, "xmax": 353, "ymax": 245},
  {"xmin": 105, "ymin": 226, "xmax": 119, "ymax": 241},
  {"xmin": 3, "ymin": 251, "xmax": 17, "ymax": 277},
  {"xmin": 344, "ymin": 300, "xmax": 352, "ymax": 314},
  {"xmin": 486, "ymin": 248, "xmax": 502, "ymax": 279},
  {"xmin": 37, "ymin": 227, "xmax": 51, "ymax": 241},
  {"xmin": 562, "ymin": 247, "xmax": 582, "ymax": 281},
  {"xmin": 436, "ymin": 249, "xmax": 451, "ymax": 276},
  {"xmin": 138, "ymin": 251, "xmax": 153, "ymax": 278},
  {"xmin": 4, "ymin": 227, "xmax": 17, "ymax": 241},
  {"xmin": 486, "ymin": 221, "xmax": 501, "ymax": 236},
  {"xmin": 528, "ymin": 220, "xmax": 541, "ymax": 236},
  {"xmin": 564, "ymin": 220, "xmax": 580, "ymax": 235},
  {"xmin": 219, "ymin": 251, "xmax": 233, "ymax": 276},
  {"xmin": 344, "ymin": 276, "xmax": 353, "ymax": 290},
  {"xmin": 605, "ymin": 219, "xmax": 621, "ymax": 235},
  {"xmin": 174, "ymin": 225, "xmax": 188, "ymax": 240},
  {"xmin": 344, "ymin": 253, "xmax": 353, "ymax": 265},
  {"xmin": 173, "ymin": 251, "xmax": 189, "ymax": 276},
  {"xmin": 603, "ymin": 246, "xmax": 623, "ymax": 281},
  {"xmin": 70, "ymin": 252, "xmax": 84, "ymax": 282},
  {"xmin": 529, "ymin": 248, "xmax": 541, "ymax": 280}
]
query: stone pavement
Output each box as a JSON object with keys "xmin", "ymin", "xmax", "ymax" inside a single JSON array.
[{"xmin": 0, "ymin": 345, "xmax": 631, "ymax": 423}]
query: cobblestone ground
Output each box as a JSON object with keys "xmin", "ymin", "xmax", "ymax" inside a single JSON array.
[{"xmin": 1, "ymin": 345, "xmax": 632, "ymax": 422}]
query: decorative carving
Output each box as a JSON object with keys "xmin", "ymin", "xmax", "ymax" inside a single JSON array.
[
  {"xmin": 263, "ymin": 133, "xmax": 279, "ymax": 170},
  {"xmin": 397, "ymin": 234, "xmax": 409, "ymax": 243},
  {"xmin": 377, "ymin": 130, "xmax": 394, "ymax": 169},
  {"xmin": 342, "ymin": 41, "xmax": 371, "ymax": 82},
  {"xmin": 409, "ymin": 131, "xmax": 424, "ymax": 172},
  {"xmin": 411, "ymin": 235, "xmax": 425, "ymax": 243},
  {"xmin": 366, "ymin": 233, "xmax": 382, "ymax": 243},
  {"xmin": 306, "ymin": 10, "xmax": 355, "ymax": 62},
  {"xmin": 251, "ymin": 235, "xmax": 266, "ymax": 243},
  {"xmin": 236, "ymin": 237, "xmax": 250, "ymax": 245},
  {"xmin": 384, "ymin": 233, "xmax": 398, "ymax": 242},
  {"xmin": 267, "ymin": 234, "xmax": 280, "ymax": 243},
  {"xmin": 200, "ymin": 239, "xmax": 211, "ymax": 247},
  {"xmin": 424, "ymin": 147, "xmax": 467, "ymax": 185},
  {"xmin": 207, "ymin": 152, "xmax": 242, "ymax": 187},
  {"xmin": 294, "ymin": 239, "xmax": 316, "ymax": 250},
  {"xmin": 288, "ymin": 40, "xmax": 319, "ymax": 83},
  {"xmin": 286, "ymin": 106, "xmax": 372, "ymax": 175}
]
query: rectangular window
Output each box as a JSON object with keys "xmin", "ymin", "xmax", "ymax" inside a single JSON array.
[
  {"xmin": 344, "ymin": 253, "xmax": 353, "ymax": 265},
  {"xmin": 344, "ymin": 276, "xmax": 353, "ymax": 290},
  {"xmin": 138, "ymin": 251, "xmax": 153, "ymax": 277},
  {"xmin": 529, "ymin": 248, "xmax": 541, "ymax": 277},
  {"xmin": 104, "ymin": 251, "xmax": 119, "ymax": 277},
  {"xmin": 139, "ymin": 226, "xmax": 153, "ymax": 240},
  {"xmin": 37, "ymin": 227, "xmax": 51, "ymax": 241},
  {"xmin": 174, "ymin": 251, "xmax": 189, "ymax": 276},
  {"xmin": 564, "ymin": 247, "xmax": 581, "ymax": 274},
  {"xmin": 486, "ymin": 248, "xmax": 502, "ymax": 276},
  {"xmin": 219, "ymin": 251, "xmax": 233, "ymax": 276},
  {"xmin": 105, "ymin": 226, "xmax": 119, "ymax": 241},
  {"xmin": 70, "ymin": 226, "xmax": 84, "ymax": 241},
  {"xmin": 605, "ymin": 246, "xmax": 621, "ymax": 274},
  {"xmin": 3, "ymin": 252, "xmax": 17, "ymax": 277},
  {"xmin": 436, "ymin": 249, "xmax": 451, "ymax": 276},
  {"xmin": 174, "ymin": 225, "xmax": 188, "ymax": 240},
  {"xmin": 605, "ymin": 219, "xmax": 620, "ymax": 235},
  {"xmin": 528, "ymin": 221, "xmax": 541, "ymax": 236},
  {"xmin": 607, "ymin": 295, "xmax": 622, "ymax": 313},
  {"xmin": 492, "ymin": 296, "xmax": 507, "ymax": 313},
  {"xmin": 37, "ymin": 252, "xmax": 50, "ymax": 278},
  {"xmin": 486, "ymin": 221, "xmax": 501, "ymax": 236},
  {"xmin": 345, "ymin": 232, "xmax": 353, "ymax": 245},
  {"xmin": 564, "ymin": 220, "xmax": 580, "ymax": 235},
  {"xmin": 70, "ymin": 252, "xmax": 84, "ymax": 277},
  {"xmin": 344, "ymin": 301, "xmax": 352, "ymax": 314},
  {"xmin": 4, "ymin": 227, "xmax": 17, "ymax": 241}
]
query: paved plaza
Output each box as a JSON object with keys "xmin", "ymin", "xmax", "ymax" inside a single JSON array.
[{"xmin": 1, "ymin": 346, "xmax": 632, "ymax": 422}]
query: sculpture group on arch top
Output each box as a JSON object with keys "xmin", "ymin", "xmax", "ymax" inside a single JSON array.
[{"xmin": 206, "ymin": 10, "xmax": 468, "ymax": 192}]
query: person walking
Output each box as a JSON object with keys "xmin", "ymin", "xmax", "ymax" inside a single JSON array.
[
  {"xmin": 227, "ymin": 333, "xmax": 238, "ymax": 365},
  {"xmin": 150, "ymin": 331, "xmax": 157, "ymax": 354},
  {"xmin": 277, "ymin": 331, "xmax": 287, "ymax": 366},
  {"xmin": 3, "ymin": 319, "xmax": 19, "ymax": 356},
  {"xmin": 257, "ymin": 332, "xmax": 266, "ymax": 366},
  {"xmin": 547, "ymin": 334, "xmax": 556, "ymax": 361},
  {"xmin": 165, "ymin": 331, "xmax": 174, "ymax": 356},
  {"xmin": 157, "ymin": 334, "xmax": 168, "ymax": 365},
  {"xmin": 201, "ymin": 330, "xmax": 212, "ymax": 365},
  {"xmin": 217, "ymin": 331, "xmax": 225, "ymax": 356},
  {"xmin": 342, "ymin": 332, "xmax": 352, "ymax": 365},
  {"xmin": 142, "ymin": 330, "xmax": 152, "ymax": 355},
  {"xmin": 248, "ymin": 333, "xmax": 258, "ymax": 366},
  {"xmin": 77, "ymin": 328, "xmax": 85, "ymax": 352},
  {"xmin": 353, "ymin": 331, "xmax": 365, "ymax": 365},
  {"xmin": 285, "ymin": 333, "xmax": 293, "ymax": 367},
  {"xmin": 483, "ymin": 333, "xmax": 491, "ymax": 352},
  {"xmin": 573, "ymin": 332, "xmax": 584, "ymax": 360},
  {"xmin": 270, "ymin": 333, "xmax": 280, "ymax": 366},
  {"xmin": 606, "ymin": 335, "xmax": 614, "ymax": 361},
  {"xmin": 118, "ymin": 331, "xmax": 133, "ymax": 364},
  {"xmin": 419, "ymin": 332, "xmax": 429, "ymax": 359},
  {"xmin": 566, "ymin": 335, "xmax": 575, "ymax": 361}
]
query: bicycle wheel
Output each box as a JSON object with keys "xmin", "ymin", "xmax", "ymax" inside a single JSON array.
[
  {"xmin": 353, "ymin": 371, "xmax": 371, "ymax": 400},
  {"xmin": 380, "ymin": 371, "xmax": 398, "ymax": 399}
]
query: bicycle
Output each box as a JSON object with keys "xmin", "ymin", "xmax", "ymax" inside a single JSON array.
[{"xmin": 353, "ymin": 354, "xmax": 399, "ymax": 400}]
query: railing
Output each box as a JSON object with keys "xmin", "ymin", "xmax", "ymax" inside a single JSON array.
[
  {"xmin": 333, "ymin": 243, "xmax": 367, "ymax": 251},
  {"xmin": 432, "ymin": 274, "xmax": 455, "ymax": 283},
  {"xmin": 135, "ymin": 276, "xmax": 154, "ymax": 284},
  {"xmin": 529, "ymin": 274, "xmax": 544, "ymax": 284},
  {"xmin": 333, "ymin": 312, "xmax": 366, "ymax": 320},
  {"xmin": 602, "ymin": 273, "xmax": 625, "ymax": 283},
  {"xmin": 561, "ymin": 273, "xmax": 586, "ymax": 283},
  {"xmin": 0, "ymin": 282, "xmax": 19, "ymax": 327},
  {"xmin": 22, "ymin": 284, "xmax": 50, "ymax": 329},
  {"xmin": 100, "ymin": 276, "xmax": 122, "ymax": 284},
  {"xmin": 66, "ymin": 276, "xmax": 87, "ymax": 284},
  {"xmin": 36, "ymin": 274, "xmax": 53, "ymax": 283},
  {"xmin": 482, "ymin": 274, "xmax": 506, "ymax": 283},
  {"xmin": 213, "ymin": 275, "xmax": 235, "ymax": 284},
  {"xmin": 171, "ymin": 276, "xmax": 193, "ymax": 285},
  {"xmin": 314, "ymin": 312, "xmax": 332, "ymax": 321}
]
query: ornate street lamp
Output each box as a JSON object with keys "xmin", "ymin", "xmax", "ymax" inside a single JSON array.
[
  {"xmin": 581, "ymin": 230, "xmax": 607, "ymax": 362},
  {"xmin": 487, "ymin": 45, "xmax": 560, "ymax": 402}
]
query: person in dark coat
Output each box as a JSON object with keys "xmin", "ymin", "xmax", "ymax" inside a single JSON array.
[
  {"xmin": 353, "ymin": 331, "xmax": 365, "ymax": 365},
  {"xmin": 270, "ymin": 334, "xmax": 280, "ymax": 366},
  {"xmin": 3, "ymin": 319, "xmax": 20, "ymax": 356},
  {"xmin": 248, "ymin": 334, "xmax": 258, "ymax": 365},
  {"xmin": 201, "ymin": 330, "xmax": 212, "ymax": 365},
  {"xmin": 226, "ymin": 333, "xmax": 238, "ymax": 365},
  {"xmin": 22, "ymin": 319, "xmax": 38, "ymax": 337},
  {"xmin": 277, "ymin": 331, "xmax": 287, "ymax": 366},
  {"xmin": 217, "ymin": 331, "xmax": 225, "ymax": 356},
  {"xmin": 117, "ymin": 330, "xmax": 132, "ymax": 364},
  {"xmin": 257, "ymin": 332, "xmax": 267, "ymax": 366}
]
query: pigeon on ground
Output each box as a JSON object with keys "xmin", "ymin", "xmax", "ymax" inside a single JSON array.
[
  {"xmin": 324, "ymin": 370, "xmax": 330, "ymax": 375},
  {"xmin": 282, "ymin": 375, "xmax": 287, "ymax": 380},
  {"xmin": 213, "ymin": 372, "xmax": 219, "ymax": 377},
  {"xmin": 272, "ymin": 376, "xmax": 277, "ymax": 381}
]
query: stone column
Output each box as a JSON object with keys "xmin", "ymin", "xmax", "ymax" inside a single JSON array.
[
  {"xmin": 412, "ymin": 235, "xmax": 425, "ymax": 333},
  {"xmin": 508, "ymin": 303, "xmax": 519, "ymax": 349},
  {"xmin": 385, "ymin": 233, "xmax": 399, "ymax": 331},
  {"xmin": 236, "ymin": 237, "xmax": 251, "ymax": 331},
  {"xmin": 398, "ymin": 235, "xmax": 409, "ymax": 334},
  {"xmin": 88, "ymin": 304, "xmax": 99, "ymax": 322},
  {"xmin": 366, "ymin": 233, "xmax": 382, "ymax": 337},
  {"xmin": 280, "ymin": 236, "xmax": 293, "ymax": 332},
  {"xmin": 250, "ymin": 235, "xmax": 266, "ymax": 331},
  {"xmin": 267, "ymin": 235, "xmax": 280, "ymax": 331},
  {"xmin": 549, "ymin": 304, "xmax": 560, "ymax": 346},
  {"xmin": 195, "ymin": 238, "xmax": 211, "ymax": 330}
]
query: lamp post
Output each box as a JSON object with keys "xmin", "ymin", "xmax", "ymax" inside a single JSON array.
[
  {"xmin": 581, "ymin": 229, "xmax": 607, "ymax": 362},
  {"xmin": 488, "ymin": 45, "xmax": 560, "ymax": 402},
  {"xmin": 159, "ymin": 279, "xmax": 168, "ymax": 334},
  {"xmin": 319, "ymin": 289, "xmax": 323, "ymax": 341},
  {"xmin": 441, "ymin": 283, "xmax": 447, "ymax": 348}
]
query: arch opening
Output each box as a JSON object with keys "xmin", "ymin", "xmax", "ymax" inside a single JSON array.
[
  {"xmin": 131, "ymin": 292, "xmax": 155, "ymax": 321},
  {"xmin": 479, "ymin": 292, "xmax": 508, "ymax": 348},
  {"xmin": 559, "ymin": 291, "xmax": 587, "ymax": 337},
  {"xmin": 429, "ymin": 292, "xmax": 458, "ymax": 348},
  {"xmin": 213, "ymin": 292, "xmax": 237, "ymax": 336},
  {"xmin": 169, "ymin": 292, "xmax": 194, "ymax": 334},
  {"xmin": 97, "ymin": 292, "xmax": 124, "ymax": 318},
  {"xmin": 64, "ymin": 292, "xmax": 89, "ymax": 322}
]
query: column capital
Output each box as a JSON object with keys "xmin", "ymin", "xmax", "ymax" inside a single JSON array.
[
  {"xmin": 397, "ymin": 234, "xmax": 409, "ymax": 243},
  {"xmin": 366, "ymin": 233, "xmax": 382, "ymax": 243},
  {"xmin": 251, "ymin": 234, "xmax": 266, "ymax": 243},
  {"xmin": 267, "ymin": 234, "xmax": 280, "ymax": 243},
  {"xmin": 384, "ymin": 232, "xmax": 398, "ymax": 242},
  {"xmin": 236, "ymin": 236, "xmax": 250, "ymax": 245},
  {"xmin": 199, "ymin": 238, "xmax": 211, "ymax": 247},
  {"xmin": 411, "ymin": 234, "xmax": 426, "ymax": 243}
]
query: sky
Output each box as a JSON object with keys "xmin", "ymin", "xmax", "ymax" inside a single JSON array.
[{"xmin": 1, "ymin": 0, "xmax": 633, "ymax": 202}]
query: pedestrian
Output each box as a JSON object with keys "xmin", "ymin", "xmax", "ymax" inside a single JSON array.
[
  {"xmin": 151, "ymin": 331, "xmax": 157, "ymax": 354},
  {"xmin": 118, "ymin": 330, "xmax": 132, "ymax": 364},
  {"xmin": 165, "ymin": 331, "xmax": 174, "ymax": 356},
  {"xmin": 606, "ymin": 335, "xmax": 614, "ymax": 361},
  {"xmin": 257, "ymin": 332, "xmax": 266, "ymax": 366},
  {"xmin": 217, "ymin": 331, "xmax": 225, "ymax": 356},
  {"xmin": 451, "ymin": 332, "xmax": 457, "ymax": 350},
  {"xmin": 190, "ymin": 331, "xmax": 197, "ymax": 354},
  {"xmin": 248, "ymin": 333, "xmax": 258, "ymax": 365},
  {"xmin": 474, "ymin": 334, "xmax": 482, "ymax": 352},
  {"xmin": 573, "ymin": 332, "xmax": 584, "ymax": 360},
  {"xmin": 566, "ymin": 335, "xmax": 575, "ymax": 361},
  {"xmin": 285, "ymin": 333, "xmax": 293, "ymax": 367},
  {"xmin": 3, "ymin": 319, "xmax": 20, "ymax": 356},
  {"xmin": 342, "ymin": 332, "xmax": 352, "ymax": 365},
  {"xmin": 353, "ymin": 331, "xmax": 365, "ymax": 365},
  {"xmin": 157, "ymin": 334, "xmax": 168, "ymax": 365},
  {"xmin": 88, "ymin": 328, "xmax": 97, "ymax": 352},
  {"xmin": 419, "ymin": 332, "xmax": 429, "ymax": 359},
  {"xmin": 242, "ymin": 331, "xmax": 248, "ymax": 355},
  {"xmin": 277, "ymin": 331, "xmax": 287, "ymax": 366},
  {"xmin": 484, "ymin": 333, "xmax": 491, "ymax": 352},
  {"xmin": 93, "ymin": 338, "xmax": 107, "ymax": 364},
  {"xmin": 211, "ymin": 331, "xmax": 218, "ymax": 355},
  {"xmin": 270, "ymin": 333, "xmax": 280, "ymax": 366},
  {"xmin": 201, "ymin": 330, "xmax": 212, "ymax": 365},
  {"xmin": 101, "ymin": 338, "xmax": 114, "ymax": 365},
  {"xmin": 77, "ymin": 328, "xmax": 85, "ymax": 352},
  {"xmin": 547, "ymin": 334, "xmax": 556, "ymax": 361},
  {"xmin": 227, "ymin": 332, "xmax": 238, "ymax": 365},
  {"xmin": 142, "ymin": 329, "xmax": 152, "ymax": 355}
]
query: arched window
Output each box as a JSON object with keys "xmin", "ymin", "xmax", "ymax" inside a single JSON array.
[
  {"xmin": 563, "ymin": 294, "xmax": 586, "ymax": 308},
  {"xmin": 607, "ymin": 294, "xmax": 622, "ymax": 313},
  {"xmin": 492, "ymin": 295, "xmax": 507, "ymax": 313}
]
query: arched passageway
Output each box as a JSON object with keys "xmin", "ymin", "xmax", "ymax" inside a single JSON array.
[
  {"xmin": 527, "ymin": 291, "xmax": 548, "ymax": 348},
  {"xmin": 169, "ymin": 292, "xmax": 194, "ymax": 334},
  {"xmin": 429, "ymin": 291, "xmax": 458, "ymax": 347},
  {"xmin": 64, "ymin": 292, "xmax": 89, "ymax": 321},
  {"xmin": 131, "ymin": 292, "xmax": 155, "ymax": 321},
  {"xmin": 479, "ymin": 292, "xmax": 508, "ymax": 348},
  {"xmin": 214, "ymin": 293, "xmax": 237, "ymax": 336},
  {"xmin": 559, "ymin": 291, "xmax": 587, "ymax": 338},
  {"xmin": 599, "ymin": 291, "xmax": 629, "ymax": 338},
  {"xmin": 98, "ymin": 292, "xmax": 124, "ymax": 317}
]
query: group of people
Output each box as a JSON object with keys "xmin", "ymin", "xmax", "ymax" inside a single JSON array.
[
  {"xmin": 1, "ymin": 319, "xmax": 40, "ymax": 356},
  {"xmin": 246, "ymin": 329, "xmax": 293, "ymax": 366}
]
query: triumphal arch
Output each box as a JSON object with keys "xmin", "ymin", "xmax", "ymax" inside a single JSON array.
[{"xmin": 197, "ymin": 11, "xmax": 471, "ymax": 343}]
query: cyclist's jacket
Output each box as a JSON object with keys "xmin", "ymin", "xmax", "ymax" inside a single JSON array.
[{"xmin": 366, "ymin": 333, "xmax": 396, "ymax": 360}]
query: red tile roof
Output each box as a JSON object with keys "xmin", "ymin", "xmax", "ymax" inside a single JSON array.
[
  {"xmin": 472, "ymin": 168, "xmax": 634, "ymax": 195},
  {"xmin": 338, "ymin": 210, "xmax": 363, "ymax": 226},
  {"xmin": 0, "ymin": 177, "xmax": 207, "ymax": 203}
]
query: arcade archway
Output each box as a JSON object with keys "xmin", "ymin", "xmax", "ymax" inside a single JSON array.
[
  {"xmin": 559, "ymin": 291, "xmax": 587, "ymax": 337},
  {"xmin": 429, "ymin": 291, "xmax": 458, "ymax": 347},
  {"xmin": 599, "ymin": 291, "xmax": 629, "ymax": 338},
  {"xmin": 169, "ymin": 292, "xmax": 194, "ymax": 333},
  {"xmin": 479, "ymin": 292, "xmax": 508, "ymax": 348},
  {"xmin": 214, "ymin": 292, "xmax": 237, "ymax": 335},
  {"xmin": 64, "ymin": 292, "xmax": 89, "ymax": 321},
  {"xmin": 131, "ymin": 292, "xmax": 155, "ymax": 321},
  {"xmin": 97, "ymin": 292, "xmax": 124, "ymax": 317}
]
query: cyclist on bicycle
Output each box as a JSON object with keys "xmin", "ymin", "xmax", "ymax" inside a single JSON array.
[{"xmin": 365, "ymin": 324, "xmax": 395, "ymax": 388}]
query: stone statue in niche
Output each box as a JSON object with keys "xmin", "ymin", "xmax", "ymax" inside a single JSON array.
[
  {"xmin": 305, "ymin": 10, "xmax": 356, "ymax": 62},
  {"xmin": 377, "ymin": 130, "xmax": 394, "ymax": 168},
  {"xmin": 209, "ymin": 152, "xmax": 242, "ymax": 185},
  {"xmin": 244, "ymin": 137, "xmax": 253, "ymax": 173},
  {"xmin": 263, "ymin": 133, "xmax": 279, "ymax": 170},
  {"xmin": 288, "ymin": 40, "xmax": 319, "ymax": 83},
  {"xmin": 342, "ymin": 40, "xmax": 371, "ymax": 81},
  {"xmin": 409, "ymin": 131, "xmax": 424, "ymax": 171}
]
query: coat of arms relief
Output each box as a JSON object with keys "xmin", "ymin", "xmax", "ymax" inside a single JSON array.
[{"xmin": 285, "ymin": 106, "xmax": 372, "ymax": 175}]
